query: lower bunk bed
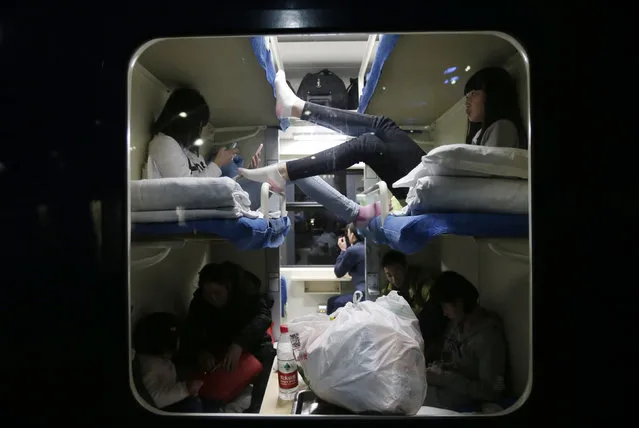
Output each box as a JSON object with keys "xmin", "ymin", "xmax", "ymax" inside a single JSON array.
[{"xmin": 359, "ymin": 141, "xmax": 529, "ymax": 254}]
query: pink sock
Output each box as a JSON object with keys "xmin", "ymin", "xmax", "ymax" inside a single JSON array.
[{"xmin": 355, "ymin": 201, "xmax": 383, "ymax": 226}]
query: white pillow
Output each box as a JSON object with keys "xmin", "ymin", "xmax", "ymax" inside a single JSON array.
[
  {"xmin": 393, "ymin": 144, "xmax": 528, "ymax": 189},
  {"xmin": 424, "ymin": 144, "xmax": 528, "ymax": 179},
  {"xmin": 409, "ymin": 176, "xmax": 529, "ymax": 214},
  {"xmin": 392, "ymin": 158, "xmax": 492, "ymax": 189}
]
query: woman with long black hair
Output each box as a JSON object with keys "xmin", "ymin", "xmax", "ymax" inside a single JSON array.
[
  {"xmin": 145, "ymin": 87, "xmax": 387, "ymax": 227},
  {"xmin": 145, "ymin": 88, "xmax": 237, "ymax": 179},
  {"xmin": 462, "ymin": 66, "xmax": 527, "ymax": 149}
]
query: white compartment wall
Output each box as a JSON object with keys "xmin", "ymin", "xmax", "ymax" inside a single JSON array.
[
  {"xmin": 430, "ymin": 52, "xmax": 528, "ymax": 146},
  {"xmin": 130, "ymin": 242, "xmax": 210, "ymax": 326},
  {"xmin": 129, "ymin": 65, "xmax": 171, "ymax": 180},
  {"xmin": 281, "ymin": 280, "xmax": 337, "ymax": 321},
  {"xmin": 131, "ymin": 242, "xmax": 271, "ymax": 328},
  {"xmin": 200, "ymin": 128, "xmax": 266, "ymax": 168},
  {"xmin": 475, "ymin": 238, "xmax": 530, "ymax": 398},
  {"xmin": 280, "ymin": 268, "xmax": 353, "ymax": 321}
]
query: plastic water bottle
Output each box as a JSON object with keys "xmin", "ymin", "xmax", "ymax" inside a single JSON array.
[{"xmin": 277, "ymin": 324, "xmax": 299, "ymax": 401}]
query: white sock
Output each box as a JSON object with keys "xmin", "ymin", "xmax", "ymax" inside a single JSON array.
[
  {"xmin": 238, "ymin": 165, "xmax": 287, "ymax": 193},
  {"xmin": 274, "ymin": 70, "xmax": 301, "ymax": 119}
]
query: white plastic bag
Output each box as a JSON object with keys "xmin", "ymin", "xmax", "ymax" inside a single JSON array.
[{"xmin": 288, "ymin": 291, "xmax": 427, "ymax": 415}]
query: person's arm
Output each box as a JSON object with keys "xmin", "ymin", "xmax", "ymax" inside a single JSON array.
[
  {"xmin": 196, "ymin": 161, "xmax": 222, "ymax": 178},
  {"xmin": 334, "ymin": 246, "xmax": 360, "ymax": 278},
  {"xmin": 141, "ymin": 359, "xmax": 189, "ymax": 409},
  {"xmin": 202, "ymin": 147, "xmax": 240, "ymax": 178},
  {"xmin": 428, "ymin": 329, "xmax": 507, "ymax": 402},
  {"xmin": 481, "ymin": 119, "xmax": 520, "ymax": 148},
  {"xmin": 149, "ymin": 136, "xmax": 222, "ymax": 178},
  {"xmin": 233, "ymin": 294, "xmax": 274, "ymax": 351}
]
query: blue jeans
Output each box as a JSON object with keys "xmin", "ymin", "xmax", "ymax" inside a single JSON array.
[
  {"xmin": 285, "ymin": 103, "xmax": 425, "ymax": 201},
  {"xmin": 220, "ymin": 148, "xmax": 360, "ymax": 222},
  {"xmin": 293, "ymin": 176, "xmax": 359, "ymax": 222}
]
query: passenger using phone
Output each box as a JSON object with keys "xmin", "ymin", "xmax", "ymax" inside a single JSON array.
[
  {"xmin": 145, "ymin": 88, "xmax": 238, "ymax": 179},
  {"xmin": 326, "ymin": 223, "xmax": 366, "ymax": 315},
  {"xmin": 217, "ymin": 143, "xmax": 263, "ymax": 180},
  {"xmin": 424, "ymin": 271, "xmax": 508, "ymax": 411},
  {"xmin": 146, "ymin": 87, "xmax": 389, "ymax": 227}
]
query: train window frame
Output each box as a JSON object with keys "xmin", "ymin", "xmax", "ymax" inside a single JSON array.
[{"xmin": 280, "ymin": 205, "xmax": 352, "ymax": 267}]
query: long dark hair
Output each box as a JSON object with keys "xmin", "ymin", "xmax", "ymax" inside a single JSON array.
[
  {"xmin": 151, "ymin": 88, "xmax": 210, "ymax": 147},
  {"xmin": 430, "ymin": 271, "xmax": 479, "ymax": 314},
  {"xmin": 346, "ymin": 223, "xmax": 363, "ymax": 243},
  {"xmin": 197, "ymin": 261, "xmax": 261, "ymax": 305},
  {"xmin": 464, "ymin": 67, "xmax": 527, "ymax": 149},
  {"xmin": 133, "ymin": 312, "xmax": 180, "ymax": 355}
]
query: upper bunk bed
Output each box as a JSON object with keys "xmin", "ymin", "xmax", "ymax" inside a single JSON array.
[
  {"xmin": 129, "ymin": 34, "xmax": 527, "ymax": 252},
  {"xmin": 249, "ymin": 33, "xmax": 528, "ymax": 254},
  {"xmin": 130, "ymin": 36, "xmax": 290, "ymax": 250},
  {"xmin": 131, "ymin": 178, "xmax": 290, "ymax": 250},
  {"xmin": 353, "ymin": 34, "xmax": 528, "ymax": 254}
]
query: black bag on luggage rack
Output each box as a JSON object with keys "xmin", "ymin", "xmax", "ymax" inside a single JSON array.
[{"xmin": 297, "ymin": 69, "xmax": 348, "ymax": 109}]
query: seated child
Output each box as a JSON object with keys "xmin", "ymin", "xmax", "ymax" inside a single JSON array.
[{"xmin": 133, "ymin": 312, "xmax": 222, "ymax": 413}]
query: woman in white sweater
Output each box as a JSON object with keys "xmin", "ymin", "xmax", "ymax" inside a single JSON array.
[
  {"xmin": 145, "ymin": 88, "xmax": 237, "ymax": 179},
  {"xmin": 146, "ymin": 87, "xmax": 388, "ymax": 227}
]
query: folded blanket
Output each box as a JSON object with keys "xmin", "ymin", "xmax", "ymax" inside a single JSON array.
[
  {"xmin": 130, "ymin": 177, "xmax": 252, "ymax": 215},
  {"xmin": 131, "ymin": 208, "xmax": 259, "ymax": 223},
  {"xmin": 399, "ymin": 176, "xmax": 528, "ymax": 216}
]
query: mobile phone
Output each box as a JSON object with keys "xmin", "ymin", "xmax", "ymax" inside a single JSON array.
[{"xmin": 226, "ymin": 141, "xmax": 237, "ymax": 150}]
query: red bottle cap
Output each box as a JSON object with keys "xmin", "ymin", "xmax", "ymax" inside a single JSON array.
[{"xmin": 280, "ymin": 325, "xmax": 288, "ymax": 333}]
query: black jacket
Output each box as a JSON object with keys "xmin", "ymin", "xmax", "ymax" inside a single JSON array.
[{"xmin": 177, "ymin": 286, "xmax": 274, "ymax": 364}]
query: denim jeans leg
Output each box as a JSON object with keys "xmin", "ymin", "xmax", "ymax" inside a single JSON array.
[{"xmin": 293, "ymin": 176, "xmax": 360, "ymax": 222}]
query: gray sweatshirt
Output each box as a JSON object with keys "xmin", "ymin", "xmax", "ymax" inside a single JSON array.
[
  {"xmin": 423, "ymin": 311, "xmax": 507, "ymax": 410},
  {"xmin": 472, "ymin": 119, "xmax": 521, "ymax": 148},
  {"xmin": 146, "ymin": 133, "xmax": 222, "ymax": 179}
]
